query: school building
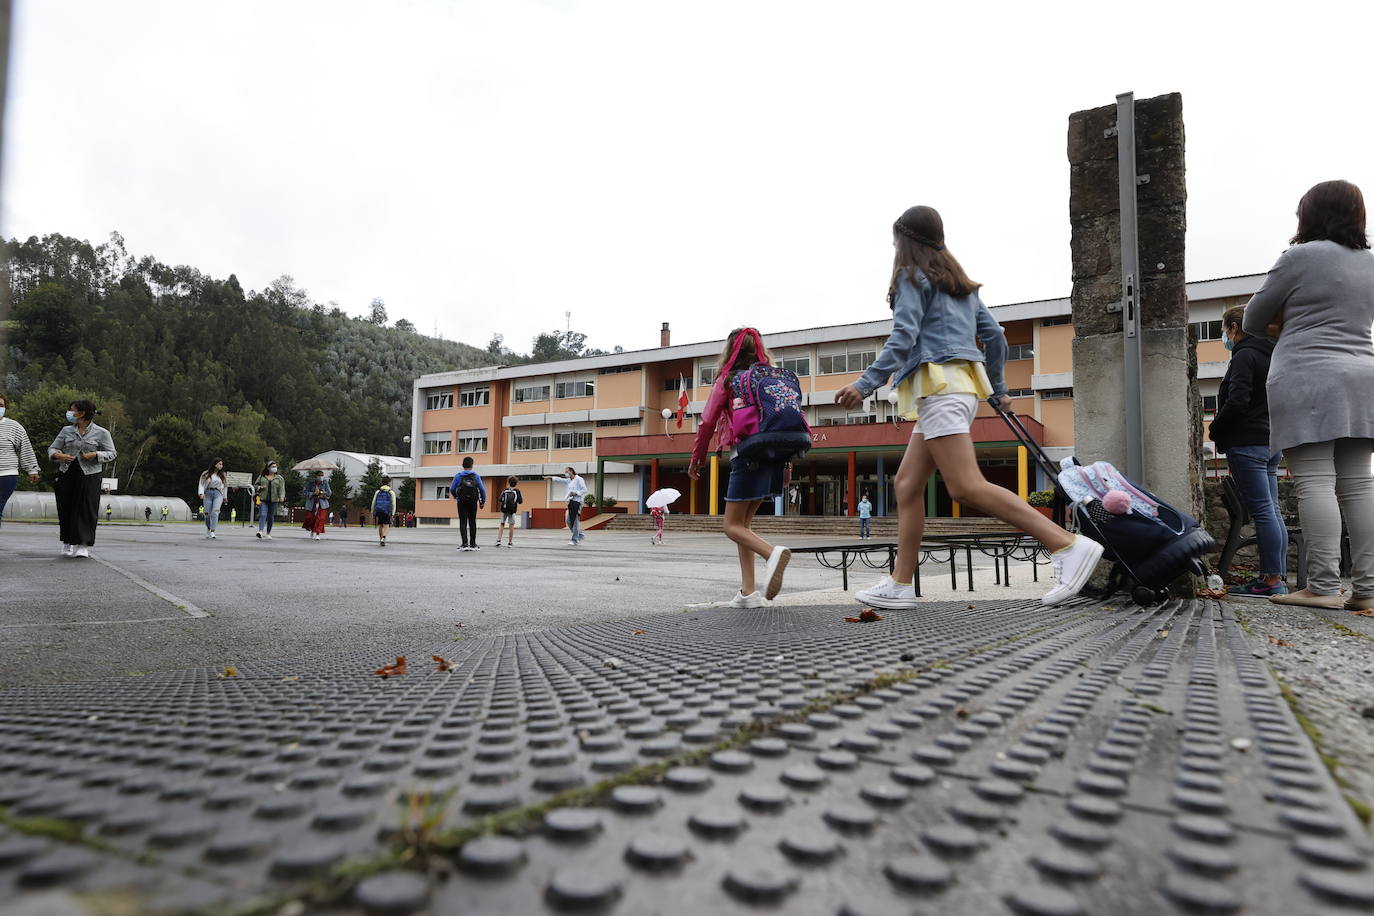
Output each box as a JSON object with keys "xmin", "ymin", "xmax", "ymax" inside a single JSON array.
[{"xmin": 409, "ymin": 273, "xmax": 1261, "ymax": 524}]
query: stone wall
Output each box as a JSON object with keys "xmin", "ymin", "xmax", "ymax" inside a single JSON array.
[{"xmin": 1067, "ymin": 93, "xmax": 1202, "ymax": 517}]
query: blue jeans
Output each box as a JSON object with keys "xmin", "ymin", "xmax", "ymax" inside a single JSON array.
[
  {"xmin": 859, "ymin": 517, "xmax": 871, "ymax": 538},
  {"xmin": 568, "ymin": 501, "xmax": 584, "ymax": 543},
  {"xmin": 0, "ymin": 475, "xmax": 17, "ymax": 526},
  {"xmin": 1227, "ymin": 445, "xmax": 1288, "ymax": 577},
  {"xmin": 258, "ymin": 500, "xmax": 276, "ymax": 533},
  {"xmin": 203, "ymin": 489, "xmax": 225, "ymax": 532}
]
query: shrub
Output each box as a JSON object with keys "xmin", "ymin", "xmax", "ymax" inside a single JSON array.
[{"xmin": 1027, "ymin": 489, "xmax": 1055, "ymax": 507}]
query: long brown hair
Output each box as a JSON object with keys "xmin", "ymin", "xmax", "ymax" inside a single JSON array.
[
  {"xmin": 715, "ymin": 327, "xmax": 770, "ymax": 380},
  {"xmin": 890, "ymin": 205, "xmax": 981, "ymax": 298},
  {"xmin": 1291, "ymin": 180, "xmax": 1369, "ymax": 250}
]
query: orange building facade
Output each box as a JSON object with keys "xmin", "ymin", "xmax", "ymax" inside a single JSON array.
[{"xmin": 410, "ymin": 274, "xmax": 1263, "ymax": 524}]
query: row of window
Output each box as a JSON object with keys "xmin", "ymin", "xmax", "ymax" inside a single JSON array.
[
  {"xmin": 425, "ymin": 429, "xmax": 596, "ymax": 455},
  {"xmin": 428, "ymin": 381, "xmax": 600, "ymax": 409},
  {"xmin": 426, "ymin": 386, "xmax": 490, "ymax": 410}
]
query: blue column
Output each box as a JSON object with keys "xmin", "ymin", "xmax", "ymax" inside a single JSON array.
[
  {"xmin": 774, "ymin": 495, "xmax": 784, "ymax": 516},
  {"xmin": 638, "ymin": 466, "xmax": 647, "ymax": 513},
  {"xmin": 876, "ymin": 456, "xmax": 887, "ymax": 517}
]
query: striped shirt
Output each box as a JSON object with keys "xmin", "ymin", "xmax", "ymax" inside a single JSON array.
[{"xmin": 0, "ymin": 418, "xmax": 40, "ymax": 477}]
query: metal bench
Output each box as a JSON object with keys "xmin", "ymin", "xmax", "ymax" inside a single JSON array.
[
  {"xmin": 1216, "ymin": 475, "xmax": 1326, "ymax": 589},
  {"xmin": 790, "ymin": 533, "xmax": 1052, "ymax": 594}
]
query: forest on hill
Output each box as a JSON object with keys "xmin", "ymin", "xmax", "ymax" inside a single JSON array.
[{"xmin": 0, "ymin": 231, "xmax": 613, "ymax": 507}]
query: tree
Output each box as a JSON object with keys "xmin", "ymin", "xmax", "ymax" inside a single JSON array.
[
  {"xmin": 394, "ymin": 318, "xmax": 415, "ymax": 333},
  {"xmin": 137, "ymin": 414, "xmax": 204, "ymax": 501},
  {"xmin": 329, "ymin": 464, "xmax": 351, "ymax": 505},
  {"xmin": 397, "ymin": 476, "xmax": 416, "ymax": 512},
  {"xmin": 368, "ymin": 297, "xmax": 388, "ymax": 326},
  {"xmin": 280, "ymin": 461, "xmax": 306, "ymax": 507},
  {"xmin": 531, "ymin": 330, "xmax": 589, "ymax": 363},
  {"xmin": 13, "ymin": 282, "xmax": 81, "ymax": 358},
  {"xmin": 356, "ymin": 458, "xmax": 384, "ymax": 509}
]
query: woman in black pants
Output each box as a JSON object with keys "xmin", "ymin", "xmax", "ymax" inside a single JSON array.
[{"xmin": 48, "ymin": 399, "xmax": 117, "ymax": 558}]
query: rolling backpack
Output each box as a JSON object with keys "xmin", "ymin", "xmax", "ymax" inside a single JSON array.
[
  {"xmin": 729, "ymin": 362, "xmax": 812, "ymax": 463},
  {"xmin": 500, "ymin": 488, "xmax": 520, "ymax": 514},
  {"xmin": 374, "ymin": 488, "xmax": 394, "ymax": 514},
  {"xmin": 455, "ymin": 474, "xmax": 479, "ymax": 505}
]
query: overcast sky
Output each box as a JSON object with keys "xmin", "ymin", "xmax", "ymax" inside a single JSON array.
[{"xmin": 7, "ymin": 1, "xmax": 1374, "ymax": 355}]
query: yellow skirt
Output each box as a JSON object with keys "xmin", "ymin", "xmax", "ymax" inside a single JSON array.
[{"xmin": 895, "ymin": 360, "xmax": 994, "ymax": 421}]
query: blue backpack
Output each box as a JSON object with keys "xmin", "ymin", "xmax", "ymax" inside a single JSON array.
[
  {"xmin": 729, "ymin": 363, "xmax": 812, "ymax": 463},
  {"xmin": 374, "ymin": 488, "xmax": 394, "ymax": 514}
]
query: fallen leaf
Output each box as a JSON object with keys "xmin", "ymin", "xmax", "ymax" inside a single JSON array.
[
  {"xmin": 218, "ymin": 666, "xmax": 239, "ymax": 678},
  {"xmin": 632, "ymin": 629, "xmax": 646, "ymax": 636},
  {"xmin": 1266, "ymin": 635, "xmax": 1293, "ymax": 647},
  {"xmin": 1352, "ymin": 609, "xmax": 1374, "ymax": 618},
  {"xmin": 844, "ymin": 609, "xmax": 884, "ymax": 623},
  {"xmin": 965, "ymin": 605, "xmax": 975, "ymax": 610},
  {"xmin": 954, "ymin": 706, "xmax": 971, "ymax": 718},
  {"xmin": 280, "ymin": 676, "xmax": 299, "ymax": 682},
  {"xmin": 1156, "ymin": 628, "xmax": 1170, "ymax": 639},
  {"xmin": 603, "ymin": 657, "xmax": 622, "ymax": 669},
  {"xmin": 432, "ymin": 655, "xmax": 457, "ymax": 672},
  {"xmin": 374, "ymin": 655, "xmax": 408, "ymax": 677}
]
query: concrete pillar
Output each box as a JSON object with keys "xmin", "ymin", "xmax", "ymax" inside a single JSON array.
[
  {"xmin": 876, "ymin": 456, "xmax": 887, "ymax": 517},
  {"xmin": 1068, "ymin": 92, "xmax": 1201, "ymax": 516}
]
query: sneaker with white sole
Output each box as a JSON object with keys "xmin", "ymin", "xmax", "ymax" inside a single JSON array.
[
  {"xmin": 74, "ymin": 547, "xmax": 90, "ymax": 558},
  {"xmin": 1041, "ymin": 536, "xmax": 1105, "ymax": 605},
  {"xmin": 62, "ymin": 544, "xmax": 74, "ymax": 557},
  {"xmin": 762, "ymin": 546, "xmax": 791, "ymax": 600},
  {"xmin": 728, "ymin": 590, "xmax": 765, "ymax": 608},
  {"xmin": 855, "ymin": 576, "xmax": 918, "ymax": 610}
]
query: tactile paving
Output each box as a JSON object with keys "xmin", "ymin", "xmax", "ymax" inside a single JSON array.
[{"xmin": 0, "ymin": 598, "xmax": 1370, "ymax": 914}]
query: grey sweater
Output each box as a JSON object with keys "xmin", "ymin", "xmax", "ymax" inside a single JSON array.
[
  {"xmin": 0, "ymin": 417, "xmax": 40, "ymax": 476},
  {"xmin": 1243, "ymin": 240, "xmax": 1374, "ymax": 453}
]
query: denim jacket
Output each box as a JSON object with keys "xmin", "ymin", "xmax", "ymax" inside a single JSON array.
[
  {"xmin": 854, "ymin": 270, "xmax": 1008, "ymax": 398},
  {"xmin": 48, "ymin": 422, "xmax": 117, "ymax": 476}
]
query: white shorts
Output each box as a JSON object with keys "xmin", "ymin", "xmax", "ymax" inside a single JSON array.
[{"xmin": 912, "ymin": 393, "xmax": 978, "ymax": 440}]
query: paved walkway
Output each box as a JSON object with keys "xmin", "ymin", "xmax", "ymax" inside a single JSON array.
[{"xmin": 3, "ymin": 589, "xmax": 1373, "ymax": 914}]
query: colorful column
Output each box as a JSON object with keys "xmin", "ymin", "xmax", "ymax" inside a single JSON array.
[
  {"xmin": 650, "ymin": 458, "xmax": 660, "ymax": 496},
  {"xmin": 1017, "ymin": 446, "xmax": 1029, "ymax": 500},
  {"xmin": 876, "ymin": 456, "xmax": 887, "ymax": 517},
  {"xmin": 926, "ymin": 477, "xmax": 936, "ymax": 517},
  {"xmin": 846, "ymin": 452, "xmax": 858, "ymax": 517},
  {"xmin": 808, "ymin": 464, "xmax": 817, "ymax": 515},
  {"xmin": 774, "ymin": 495, "xmax": 784, "ymax": 515},
  {"xmin": 690, "ymin": 474, "xmax": 698, "ymax": 514},
  {"xmin": 638, "ymin": 466, "xmax": 647, "ymax": 513},
  {"xmin": 596, "ymin": 458, "xmax": 605, "ymax": 509},
  {"xmin": 952, "ymin": 499, "xmax": 961, "ymax": 518},
  {"xmin": 708, "ymin": 455, "xmax": 720, "ymax": 516}
]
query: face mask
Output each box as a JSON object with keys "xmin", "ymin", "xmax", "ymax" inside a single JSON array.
[
  {"xmin": 269, "ymin": 466, "xmax": 277, "ymax": 473},
  {"xmin": 65, "ymin": 411, "xmax": 76, "ymax": 423},
  {"xmin": 1223, "ymin": 335, "xmax": 1235, "ymax": 352},
  {"xmin": 0, "ymin": 407, "xmax": 6, "ymax": 419}
]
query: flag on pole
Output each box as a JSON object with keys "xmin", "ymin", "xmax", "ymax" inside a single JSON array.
[{"xmin": 675, "ymin": 374, "xmax": 689, "ymax": 428}]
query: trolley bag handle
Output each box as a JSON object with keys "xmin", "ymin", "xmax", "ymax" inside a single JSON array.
[{"xmin": 985, "ymin": 395, "xmax": 1070, "ymax": 481}]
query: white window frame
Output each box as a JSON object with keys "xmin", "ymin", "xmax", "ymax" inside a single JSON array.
[
  {"xmin": 818, "ymin": 350, "xmax": 876, "ymax": 375},
  {"xmin": 1041, "ymin": 388, "xmax": 1074, "ymax": 400},
  {"xmin": 422, "ymin": 431, "xmax": 452, "ymax": 455},
  {"xmin": 698, "ymin": 366, "xmax": 718, "ymax": 386},
  {"xmin": 554, "ymin": 379, "xmax": 595, "ymax": 399},
  {"xmin": 458, "ymin": 385, "xmax": 490, "ymax": 408},
  {"xmin": 554, "ymin": 430, "xmax": 594, "ymax": 450},
  {"xmin": 1191, "ymin": 320, "xmax": 1224, "ymax": 341},
  {"xmin": 433, "ymin": 484, "xmax": 451, "ymax": 500},
  {"xmin": 456, "ymin": 429, "xmax": 489, "ymax": 453},
  {"xmin": 513, "ymin": 433, "xmax": 550, "ymax": 452},
  {"xmin": 425, "ymin": 392, "xmax": 453, "ymax": 411},
  {"xmin": 778, "ymin": 356, "xmax": 811, "ymax": 377},
  {"xmin": 1007, "ymin": 343, "xmax": 1034, "ymax": 361},
  {"xmin": 514, "ymin": 384, "xmax": 551, "ymax": 403}
]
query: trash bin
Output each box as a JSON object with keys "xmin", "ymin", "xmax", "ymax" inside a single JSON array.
[{"xmin": 521, "ymin": 511, "xmax": 532, "ymax": 530}]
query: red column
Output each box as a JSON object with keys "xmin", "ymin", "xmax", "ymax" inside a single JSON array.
[
  {"xmin": 650, "ymin": 458, "xmax": 659, "ymax": 495},
  {"xmin": 847, "ymin": 451, "xmax": 858, "ymax": 516},
  {"xmin": 807, "ymin": 464, "xmax": 817, "ymax": 516}
]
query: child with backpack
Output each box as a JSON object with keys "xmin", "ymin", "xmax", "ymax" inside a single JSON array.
[
  {"xmin": 689, "ymin": 327, "xmax": 808, "ymax": 608},
  {"xmin": 836, "ymin": 205, "xmax": 1103, "ymax": 609},
  {"xmin": 450, "ymin": 457, "xmax": 487, "ymax": 551},
  {"xmin": 495, "ymin": 476, "xmax": 523, "ymax": 547},
  {"xmin": 371, "ymin": 476, "xmax": 396, "ymax": 547}
]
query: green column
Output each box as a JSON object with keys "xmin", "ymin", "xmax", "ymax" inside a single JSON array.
[
  {"xmin": 926, "ymin": 476, "xmax": 936, "ymax": 517},
  {"xmin": 595, "ymin": 458, "xmax": 605, "ymax": 509}
]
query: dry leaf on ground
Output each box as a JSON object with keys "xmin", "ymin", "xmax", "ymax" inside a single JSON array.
[
  {"xmin": 1352, "ymin": 609, "xmax": 1374, "ymax": 618},
  {"xmin": 844, "ymin": 609, "xmax": 884, "ymax": 623},
  {"xmin": 218, "ymin": 666, "xmax": 239, "ymax": 678},
  {"xmin": 374, "ymin": 656, "xmax": 408, "ymax": 677},
  {"xmin": 1267, "ymin": 635, "xmax": 1294, "ymax": 647},
  {"xmin": 432, "ymin": 656, "xmax": 457, "ymax": 672},
  {"xmin": 632, "ymin": 629, "xmax": 646, "ymax": 636}
]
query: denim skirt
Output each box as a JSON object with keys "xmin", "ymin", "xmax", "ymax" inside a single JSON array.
[{"xmin": 724, "ymin": 458, "xmax": 785, "ymax": 503}]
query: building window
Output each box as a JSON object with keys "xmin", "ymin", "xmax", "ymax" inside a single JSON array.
[
  {"xmin": 555, "ymin": 380, "xmax": 595, "ymax": 399},
  {"xmin": 1041, "ymin": 388, "xmax": 1074, "ymax": 400},
  {"xmin": 779, "ymin": 357, "xmax": 811, "ymax": 377},
  {"xmin": 513, "ymin": 434, "xmax": 549, "ymax": 451},
  {"xmin": 818, "ymin": 351, "xmax": 876, "ymax": 374},
  {"xmin": 1201, "ymin": 395, "xmax": 1218, "ymax": 416},
  {"xmin": 456, "ymin": 429, "xmax": 489, "ymax": 453},
  {"xmin": 1191, "ymin": 320, "xmax": 1224, "ymax": 341},
  {"xmin": 598, "ymin": 364, "xmax": 642, "ymax": 375},
  {"xmin": 1007, "ymin": 343, "xmax": 1035, "ymax": 361},
  {"xmin": 433, "ymin": 485, "xmax": 451, "ymax": 500},
  {"xmin": 698, "ymin": 366, "xmax": 718, "ymax": 386},
  {"xmin": 1041, "ymin": 316, "xmax": 1073, "ymax": 327},
  {"xmin": 1006, "ymin": 388, "xmax": 1034, "ymax": 398},
  {"xmin": 596, "ymin": 417, "xmax": 641, "ymax": 428},
  {"xmin": 423, "ymin": 432, "xmax": 452, "ymax": 455},
  {"xmin": 459, "ymin": 385, "xmax": 490, "ymax": 407},
  {"xmin": 555, "ymin": 431, "xmax": 594, "ymax": 450},
  {"xmin": 819, "ymin": 415, "xmax": 878, "ymax": 427},
  {"xmin": 663, "ymin": 377, "xmax": 691, "ymax": 391},
  {"xmin": 425, "ymin": 392, "xmax": 453, "ymax": 411},
  {"xmin": 514, "ymin": 384, "xmax": 551, "ymax": 403}
]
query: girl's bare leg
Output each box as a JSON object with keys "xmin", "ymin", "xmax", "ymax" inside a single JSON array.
[
  {"xmin": 893, "ymin": 433, "xmax": 936, "ymax": 583},
  {"xmin": 725, "ymin": 499, "xmax": 770, "ymax": 594},
  {"xmin": 925, "ymin": 434, "xmax": 1074, "ymax": 551}
]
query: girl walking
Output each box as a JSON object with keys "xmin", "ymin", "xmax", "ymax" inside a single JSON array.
[
  {"xmin": 837, "ymin": 205, "xmax": 1103, "ymax": 609},
  {"xmin": 197, "ymin": 458, "xmax": 228, "ymax": 539},
  {"xmin": 48, "ymin": 399, "xmax": 117, "ymax": 558},
  {"xmin": 304, "ymin": 470, "xmax": 331, "ymax": 540},
  {"xmin": 650, "ymin": 505, "xmax": 667, "ymax": 545},
  {"xmin": 254, "ymin": 460, "xmax": 285, "ymax": 540},
  {"xmin": 1243, "ymin": 179, "xmax": 1374, "ymax": 611},
  {"xmin": 688, "ymin": 327, "xmax": 792, "ymax": 608}
]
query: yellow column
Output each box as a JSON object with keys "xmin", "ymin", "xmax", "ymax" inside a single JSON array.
[
  {"xmin": 952, "ymin": 500, "xmax": 961, "ymax": 518},
  {"xmin": 1017, "ymin": 446, "xmax": 1029, "ymax": 500},
  {"xmin": 690, "ymin": 475, "xmax": 697, "ymax": 514},
  {"xmin": 708, "ymin": 455, "xmax": 720, "ymax": 516}
]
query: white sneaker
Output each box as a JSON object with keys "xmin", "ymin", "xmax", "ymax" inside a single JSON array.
[
  {"xmin": 264, "ymin": 534, "xmax": 272, "ymax": 540},
  {"xmin": 256, "ymin": 531, "xmax": 263, "ymax": 539},
  {"xmin": 855, "ymin": 576, "xmax": 918, "ymax": 610},
  {"xmin": 74, "ymin": 547, "xmax": 90, "ymax": 558},
  {"xmin": 209, "ymin": 532, "xmax": 216, "ymax": 539},
  {"xmin": 728, "ymin": 590, "xmax": 765, "ymax": 608},
  {"xmin": 569, "ymin": 540, "xmax": 578, "ymax": 546},
  {"xmin": 62, "ymin": 544, "xmax": 74, "ymax": 557},
  {"xmin": 762, "ymin": 546, "xmax": 791, "ymax": 600},
  {"xmin": 1042, "ymin": 536, "xmax": 1106, "ymax": 605}
]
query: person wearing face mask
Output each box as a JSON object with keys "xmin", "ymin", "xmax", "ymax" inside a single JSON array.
[
  {"xmin": 254, "ymin": 460, "xmax": 286, "ymax": 540},
  {"xmin": 547, "ymin": 466, "xmax": 589, "ymax": 546},
  {"xmin": 1209, "ymin": 305, "xmax": 1286, "ymax": 597},
  {"xmin": 47, "ymin": 399, "xmax": 117, "ymax": 557},
  {"xmin": 197, "ymin": 458, "xmax": 228, "ymax": 539},
  {"xmin": 303, "ymin": 470, "xmax": 331, "ymax": 540},
  {"xmin": 0, "ymin": 393, "xmax": 41, "ymax": 526}
]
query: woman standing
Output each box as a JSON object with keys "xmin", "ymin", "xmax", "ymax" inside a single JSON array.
[
  {"xmin": 197, "ymin": 458, "xmax": 228, "ymax": 539},
  {"xmin": 303, "ymin": 470, "xmax": 331, "ymax": 540},
  {"xmin": 1244, "ymin": 179, "xmax": 1374, "ymax": 611},
  {"xmin": 1210, "ymin": 306, "xmax": 1287, "ymax": 597},
  {"xmin": 0, "ymin": 393, "xmax": 41, "ymax": 525},
  {"xmin": 48, "ymin": 399, "xmax": 117, "ymax": 557},
  {"xmin": 254, "ymin": 460, "xmax": 285, "ymax": 540}
]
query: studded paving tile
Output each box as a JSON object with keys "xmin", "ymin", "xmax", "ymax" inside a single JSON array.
[{"xmin": 1, "ymin": 599, "xmax": 1371, "ymax": 914}]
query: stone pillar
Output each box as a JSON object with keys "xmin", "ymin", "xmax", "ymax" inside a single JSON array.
[{"xmin": 1067, "ymin": 92, "xmax": 1202, "ymax": 516}]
